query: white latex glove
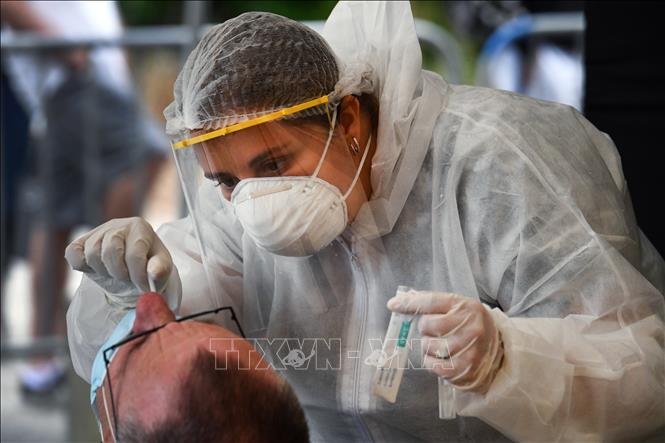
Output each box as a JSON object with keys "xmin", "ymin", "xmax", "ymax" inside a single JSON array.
[
  {"xmin": 65, "ymin": 217, "xmax": 181, "ymax": 311},
  {"xmin": 387, "ymin": 291, "xmax": 504, "ymax": 394}
]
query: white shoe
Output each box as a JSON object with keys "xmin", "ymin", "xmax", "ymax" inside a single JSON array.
[{"xmin": 19, "ymin": 359, "xmax": 67, "ymax": 393}]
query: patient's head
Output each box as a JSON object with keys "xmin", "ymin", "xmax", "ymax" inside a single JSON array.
[{"xmin": 96, "ymin": 293, "xmax": 308, "ymax": 442}]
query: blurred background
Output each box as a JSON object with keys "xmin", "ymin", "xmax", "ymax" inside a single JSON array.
[{"xmin": 1, "ymin": 1, "xmax": 662, "ymax": 441}]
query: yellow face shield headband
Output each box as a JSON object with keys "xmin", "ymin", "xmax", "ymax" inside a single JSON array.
[{"xmin": 171, "ymin": 95, "xmax": 332, "ymax": 150}]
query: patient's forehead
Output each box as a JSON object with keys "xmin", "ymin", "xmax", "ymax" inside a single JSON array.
[
  {"xmin": 97, "ymin": 321, "xmax": 281, "ymax": 437},
  {"xmin": 117, "ymin": 319, "xmax": 249, "ymax": 379},
  {"xmin": 108, "ymin": 320, "xmax": 251, "ymax": 428}
]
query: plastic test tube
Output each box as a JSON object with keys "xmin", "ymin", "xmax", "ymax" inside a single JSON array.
[{"xmin": 395, "ymin": 286, "xmax": 456, "ymax": 419}]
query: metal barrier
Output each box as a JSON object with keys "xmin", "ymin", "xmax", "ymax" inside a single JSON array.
[
  {"xmin": 3, "ymin": 20, "xmax": 463, "ymax": 83},
  {"xmin": 475, "ymin": 12, "xmax": 585, "ymax": 86}
]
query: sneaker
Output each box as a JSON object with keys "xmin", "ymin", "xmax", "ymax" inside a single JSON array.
[{"xmin": 19, "ymin": 359, "xmax": 67, "ymax": 394}]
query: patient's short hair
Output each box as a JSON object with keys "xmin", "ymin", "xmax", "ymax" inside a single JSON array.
[{"xmin": 118, "ymin": 349, "xmax": 309, "ymax": 443}]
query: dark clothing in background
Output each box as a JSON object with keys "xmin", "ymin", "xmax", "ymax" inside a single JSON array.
[
  {"xmin": 34, "ymin": 73, "xmax": 165, "ymax": 228},
  {"xmin": 1, "ymin": 69, "xmax": 29, "ymax": 272},
  {"xmin": 584, "ymin": 1, "xmax": 665, "ymax": 255},
  {"xmin": 1, "ymin": 69, "xmax": 30, "ymax": 334}
]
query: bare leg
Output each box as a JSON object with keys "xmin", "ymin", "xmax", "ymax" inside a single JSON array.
[
  {"xmin": 28, "ymin": 227, "xmax": 70, "ymax": 353},
  {"xmin": 20, "ymin": 226, "xmax": 71, "ymax": 392},
  {"xmin": 103, "ymin": 157, "xmax": 164, "ymax": 219}
]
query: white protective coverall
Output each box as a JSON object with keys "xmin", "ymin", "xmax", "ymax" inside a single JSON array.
[{"xmin": 67, "ymin": 2, "xmax": 665, "ymax": 441}]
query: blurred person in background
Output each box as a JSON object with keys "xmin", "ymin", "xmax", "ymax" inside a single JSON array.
[{"xmin": 1, "ymin": 0, "xmax": 168, "ymax": 394}]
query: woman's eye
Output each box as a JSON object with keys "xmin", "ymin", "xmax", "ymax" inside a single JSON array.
[
  {"xmin": 213, "ymin": 177, "xmax": 240, "ymax": 188},
  {"xmin": 263, "ymin": 158, "xmax": 286, "ymax": 174}
]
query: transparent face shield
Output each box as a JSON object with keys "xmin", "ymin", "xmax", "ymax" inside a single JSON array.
[
  {"xmin": 170, "ymin": 96, "xmax": 376, "ymax": 332},
  {"xmin": 172, "ymin": 97, "xmax": 364, "ymax": 200}
]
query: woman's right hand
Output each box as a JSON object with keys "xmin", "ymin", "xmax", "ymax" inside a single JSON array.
[{"xmin": 65, "ymin": 217, "xmax": 180, "ymax": 309}]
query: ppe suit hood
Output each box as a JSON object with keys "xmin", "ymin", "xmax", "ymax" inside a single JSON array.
[{"xmin": 323, "ymin": 1, "xmax": 448, "ymax": 238}]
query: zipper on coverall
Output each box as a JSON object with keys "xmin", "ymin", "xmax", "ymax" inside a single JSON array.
[{"xmin": 338, "ymin": 236, "xmax": 373, "ymax": 441}]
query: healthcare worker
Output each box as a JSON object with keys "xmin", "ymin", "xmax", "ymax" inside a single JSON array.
[{"xmin": 66, "ymin": 2, "xmax": 665, "ymax": 441}]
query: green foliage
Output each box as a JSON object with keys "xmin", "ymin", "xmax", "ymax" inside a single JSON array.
[
  {"xmin": 118, "ymin": 0, "xmax": 182, "ymax": 25},
  {"xmin": 212, "ymin": 1, "xmax": 337, "ymax": 22},
  {"xmin": 118, "ymin": 1, "xmax": 337, "ymax": 26}
]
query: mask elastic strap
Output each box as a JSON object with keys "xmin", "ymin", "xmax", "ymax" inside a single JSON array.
[
  {"xmin": 311, "ymin": 107, "xmax": 338, "ymax": 178},
  {"xmin": 342, "ymin": 134, "xmax": 372, "ymax": 200},
  {"xmin": 101, "ymin": 383, "xmax": 118, "ymax": 443}
]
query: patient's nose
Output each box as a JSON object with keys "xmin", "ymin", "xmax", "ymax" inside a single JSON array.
[{"xmin": 133, "ymin": 292, "xmax": 176, "ymax": 333}]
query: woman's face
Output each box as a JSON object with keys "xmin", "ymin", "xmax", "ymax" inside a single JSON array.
[{"xmin": 193, "ymin": 96, "xmax": 375, "ymax": 222}]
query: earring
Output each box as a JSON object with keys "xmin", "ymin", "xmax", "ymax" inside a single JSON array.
[{"xmin": 349, "ymin": 137, "xmax": 360, "ymax": 155}]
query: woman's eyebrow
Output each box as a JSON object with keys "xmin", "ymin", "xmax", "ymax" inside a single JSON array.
[
  {"xmin": 204, "ymin": 171, "xmax": 236, "ymax": 182},
  {"xmin": 248, "ymin": 144, "xmax": 289, "ymax": 171},
  {"xmin": 202, "ymin": 144, "xmax": 290, "ymax": 180}
]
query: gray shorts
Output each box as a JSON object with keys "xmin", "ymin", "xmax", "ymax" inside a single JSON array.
[{"xmin": 30, "ymin": 74, "xmax": 167, "ymax": 228}]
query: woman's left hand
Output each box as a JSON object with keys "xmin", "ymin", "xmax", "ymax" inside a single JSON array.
[{"xmin": 387, "ymin": 291, "xmax": 504, "ymax": 394}]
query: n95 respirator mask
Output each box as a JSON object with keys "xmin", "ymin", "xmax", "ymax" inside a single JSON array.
[{"xmin": 231, "ymin": 125, "xmax": 371, "ymax": 257}]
